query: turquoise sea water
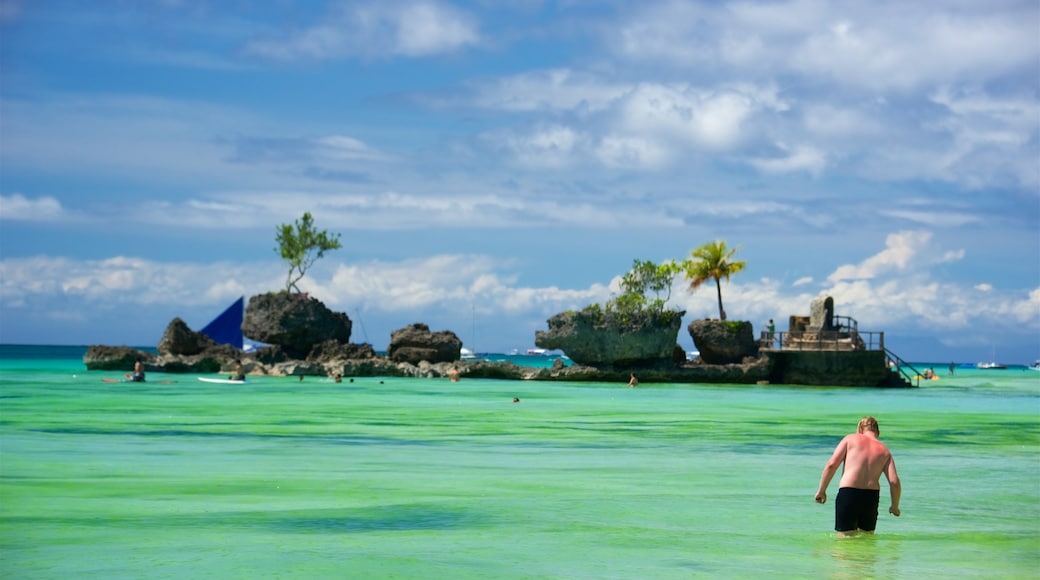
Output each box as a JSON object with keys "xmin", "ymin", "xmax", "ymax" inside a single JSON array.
[{"xmin": 1, "ymin": 345, "xmax": 1038, "ymax": 579}]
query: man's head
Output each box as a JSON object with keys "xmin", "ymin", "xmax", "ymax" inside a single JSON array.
[{"xmin": 858, "ymin": 416, "xmax": 879, "ymax": 435}]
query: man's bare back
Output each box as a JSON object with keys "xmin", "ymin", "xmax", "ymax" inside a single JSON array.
[
  {"xmin": 815, "ymin": 417, "xmax": 901, "ymax": 536},
  {"xmin": 835, "ymin": 432, "xmax": 892, "ymax": 489}
]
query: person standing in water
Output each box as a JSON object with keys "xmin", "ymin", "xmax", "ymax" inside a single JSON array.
[
  {"xmin": 815, "ymin": 416, "xmax": 902, "ymax": 537},
  {"xmin": 627, "ymin": 373, "xmax": 639, "ymax": 387},
  {"xmin": 130, "ymin": 359, "xmax": 146, "ymax": 382}
]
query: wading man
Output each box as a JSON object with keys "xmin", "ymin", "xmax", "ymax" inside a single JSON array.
[{"xmin": 815, "ymin": 416, "xmax": 902, "ymax": 537}]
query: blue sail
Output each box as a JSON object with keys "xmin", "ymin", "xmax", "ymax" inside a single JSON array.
[{"xmin": 201, "ymin": 296, "xmax": 244, "ymax": 350}]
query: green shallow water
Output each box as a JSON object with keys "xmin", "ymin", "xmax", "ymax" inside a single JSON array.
[{"xmin": 1, "ymin": 348, "xmax": 1038, "ymax": 579}]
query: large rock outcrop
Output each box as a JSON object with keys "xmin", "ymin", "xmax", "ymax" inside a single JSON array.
[
  {"xmin": 242, "ymin": 292, "xmax": 352, "ymax": 358},
  {"xmin": 157, "ymin": 317, "xmax": 218, "ymax": 356},
  {"xmin": 387, "ymin": 323, "xmax": 462, "ymax": 364},
  {"xmin": 534, "ymin": 309, "xmax": 685, "ymax": 368},
  {"xmin": 688, "ymin": 319, "xmax": 758, "ymax": 365},
  {"xmin": 83, "ymin": 345, "xmax": 156, "ymax": 371},
  {"xmin": 152, "ymin": 317, "xmax": 244, "ymax": 372}
]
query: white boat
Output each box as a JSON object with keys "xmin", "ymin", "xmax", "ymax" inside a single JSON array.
[
  {"xmin": 1030, "ymin": 360, "xmax": 1040, "ymax": 371},
  {"xmin": 198, "ymin": 377, "xmax": 247, "ymax": 384},
  {"xmin": 526, "ymin": 348, "xmax": 548, "ymax": 356},
  {"xmin": 460, "ymin": 348, "xmax": 477, "ymax": 360},
  {"xmin": 976, "ymin": 346, "xmax": 1007, "ymax": 369}
]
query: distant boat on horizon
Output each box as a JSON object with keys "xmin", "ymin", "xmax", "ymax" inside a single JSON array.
[{"xmin": 976, "ymin": 346, "xmax": 1007, "ymax": 369}]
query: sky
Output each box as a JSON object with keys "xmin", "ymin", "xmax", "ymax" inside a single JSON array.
[{"xmin": 1, "ymin": 0, "xmax": 1038, "ymax": 365}]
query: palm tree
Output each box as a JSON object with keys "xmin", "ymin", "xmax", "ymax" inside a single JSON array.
[{"xmin": 684, "ymin": 240, "xmax": 746, "ymax": 320}]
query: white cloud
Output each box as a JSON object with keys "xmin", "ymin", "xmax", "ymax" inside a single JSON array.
[
  {"xmin": 595, "ymin": 135, "xmax": 672, "ymax": 169},
  {"xmin": 615, "ymin": 84, "xmax": 776, "ymax": 151},
  {"xmin": 302, "ymin": 255, "xmax": 610, "ymax": 317},
  {"xmin": 748, "ymin": 143, "xmax": 826, "ymax": 175},
  {"xmin": 801, "ymin": 103, "xmax": 885, "ymax": 140},
  {"xmin": 828, "ymin": 231, "xmax": 935, "ymax": 282},
  {"xmin": 615, "ymin": 1, "xmax": 1037, "ymax": 92},
  {"xmin": 0, "ymin": 194, "xmax": 65, "ymax": 221},
  {"xmin": 245, "ymin": 0, "xmax": 479, "ymax": 61},
  {"xmin": 488, "ymin": 124, "xmax": 584, "ymax": 168},
  {"xmin": 879, "ymin": 208, "xmax": 982, "ymax": 228},
  {"xmin": 2, "ymin": 229, "xmax": 1035, "ymax": 352},
  {"xmin": 461, "ymin": 69, "xmax": 629, "ymax": 114},
  {"xmin": 392, "ymin": 1, "xmax": 480, "ymax": 56},
  {"xmin": 801, "ymin": 7, "xmax": 1038, "ymax": 91},
  {"xmin": 0, "ymin": 255, "xmax": 268, "ymax": 308},
  {"xmin": 928, "ymin": 86, "xmax": 1040, "ymax": 189},
  {"xmin": 314, "ymin": 136, "xmax": 388, "ymax": 162}
]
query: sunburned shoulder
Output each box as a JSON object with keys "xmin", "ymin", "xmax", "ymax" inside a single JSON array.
[{"xmin": 845, "ymin": 433, "xmax": 885, "ymax": 448}]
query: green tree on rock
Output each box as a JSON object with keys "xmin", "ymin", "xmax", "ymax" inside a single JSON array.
[
  {"xmin": 581, "ymin": 259, "xmax": 683, "ymax": 328},
  {"xmin": 614, "ymin": 258, "xmax": 682, "ymax": 315},
  {"xmin": 683, "ymin": 240, "xmax": 745, "ymax": 320},
  {"xmin": 275, "ymin": 212, "xmax": 342, "ymax": 294}
]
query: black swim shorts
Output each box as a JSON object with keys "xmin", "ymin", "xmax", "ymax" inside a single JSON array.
[{"xmin": 834, "ymin": 487, "xmax": 880, "ymax": 532}]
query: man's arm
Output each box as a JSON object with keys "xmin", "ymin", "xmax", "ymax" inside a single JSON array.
[
  {"xmin": 885, "ymin": 455, "xmax": 901, "ymax": 516},
  {"xmin": 815, "ymin": 436, "xmax": 849, "ymax": 504}
]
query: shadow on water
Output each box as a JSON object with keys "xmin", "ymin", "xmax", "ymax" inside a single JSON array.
[
  {"xmin": 263, "ymin": 504, "xmax": 487, "ymax": 533},
  {"xmin": 30, "ymin": 427, "xmax": 438, "ymax": 447},
  {"xmin": 4, "ymin": 503, "xmax": 487, "ymax": 534}
]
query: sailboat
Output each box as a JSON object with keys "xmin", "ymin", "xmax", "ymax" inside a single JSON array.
[{"xmin": 201, "ymin": 297, "xmax": 244, "ymax": 350}]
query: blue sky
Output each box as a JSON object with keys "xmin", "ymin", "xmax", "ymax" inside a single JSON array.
[{"xmin": 1, "ymin": 0, "xmax": 1038, "ymax": 364}]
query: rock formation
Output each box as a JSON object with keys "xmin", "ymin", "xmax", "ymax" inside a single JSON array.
[
  {"xmin": 81, "ymin": 292, "xmax": 907, "ymax": 387},
  {"xmin": 687, "ymin": 319, "xmax": 759, "ymax": 365},
  {"xmin": 157, "ymin": 317, "xmax": 218, "ymax": 356},
  {"xmin": 307, "ymin": 339, "xmax": 378, "ymax": 363},
  {"xmin": 534, "ymin": 309, "xmax": 685, "ymax": 368},
  {"xmin": 83, "ymin": 345, "xmax": 156, "ymax": 371},
  {"xmin": 242, "ymin": 292, "xmax": 352, "ymax": 358},
  {"xmin": 151, "ymin": 317, "xmax": 241, "ymax": 372},
  {"xmin": 387, "ymin": 323, "xmax": 462, "ymax": 364}
]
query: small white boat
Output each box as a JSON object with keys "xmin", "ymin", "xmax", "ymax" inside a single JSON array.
[
  {"xmin": 460, "ymin": 348, "xmax": 477, "ymax": 360},
  {"xmin": 976, "ymin": 346, "xmax": 1007, "ymax": 369},
  {"xmin": 198, "ymin": 377, "xmax": 247, "ymax": 384},
  {"xmin": 526, "ymin": 348, "xmax": 548, "ymax": 356},
  {"xmin": 1029, "ymin": 360, "xmax": 1040, "ymax": 371}
]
